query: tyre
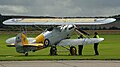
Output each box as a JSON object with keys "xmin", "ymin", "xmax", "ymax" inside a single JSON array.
[
  {"xmin": 25, "ymin": 52, "xmax": 28, "ymax": 56},
  {"xmin": 50, "ymin": 46, "xmax": 57, "ymax": 55}
]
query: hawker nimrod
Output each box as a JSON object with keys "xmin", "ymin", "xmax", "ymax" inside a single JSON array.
[{"xmin": 3, "ymin": 18, "xmax": 116, "ymax": 56}]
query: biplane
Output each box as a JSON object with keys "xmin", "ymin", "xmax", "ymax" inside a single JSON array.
[{"xmin": 3, "ymin": 18, "xmax": 116, "ymax": 56}]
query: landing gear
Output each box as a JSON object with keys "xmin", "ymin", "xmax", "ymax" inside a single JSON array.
[
  {"xmin": 70, "ymin": 46, "xmax": 77, "ymax": 55},
  {"xmin": 25, "ymin": 52, "xmax": 28, "ymax": 56},
  {"xmin": 50, "ymin": 45, "xmax": 57, "ymax": 55},
  {"xmin": 49, "ymin": 45, "xmax": 77, "ymax": 55}
]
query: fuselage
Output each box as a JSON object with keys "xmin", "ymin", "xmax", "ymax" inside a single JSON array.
[
  {"xmin": 35, "ymin": 25, "xmax": 75, "ymax": 47},
  {"xmin": 6, "ymin": 25, "xmax": 76, "ymax": 53},
  {"xmin": 5, "ymin": 25, "xmax": 104, "ymax": 54}
]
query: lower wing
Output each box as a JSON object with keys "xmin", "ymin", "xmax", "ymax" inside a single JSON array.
[{"xmin": 57, "ymin": 38, "xmax": 104, "ymax": 46}]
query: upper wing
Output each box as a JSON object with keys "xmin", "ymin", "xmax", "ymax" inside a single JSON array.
[
  {"xmin": 3, "ymin": 18, "xmax": 116, "ymax": 25},
  {"xmin": 57, "ymin": 38, "xmax": 104, "ymax": 46}
]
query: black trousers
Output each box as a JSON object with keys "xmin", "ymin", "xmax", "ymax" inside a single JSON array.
[
  {"xmin": 94, "ymin": 43, "xmax": 99, "ymax": 55},
  {"xmin": 78, "ymin": 45, "xmax": 83, "ymax": 55}
]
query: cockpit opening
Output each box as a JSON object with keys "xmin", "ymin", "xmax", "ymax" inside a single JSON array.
[{"xmin": 47, "ymin": 27, "xmax": 54, "ymax": 31}]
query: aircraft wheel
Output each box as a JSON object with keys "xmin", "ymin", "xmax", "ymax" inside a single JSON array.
[
  {"xmin": 25, "ymin": 52, "xmax": 28, "ymax": 56},
  {"xmin": 50, "ymin": 46, "xmax": 57, "ymax": 55},
  {"xmin": 70, "ymin": 46, "xmax": 77, "ymax": 55},
  {"xmin": 44, "ymin": 39, "xmax": 50, "ymax": 48}
]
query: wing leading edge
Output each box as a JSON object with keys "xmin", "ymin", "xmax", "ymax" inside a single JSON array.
[{"xmin": 3, "ymin": 18, "xmax": 116, "ymax": 25}]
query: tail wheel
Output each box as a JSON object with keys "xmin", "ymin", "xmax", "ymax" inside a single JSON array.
[
  {"xmin": 25, "ymin": 52, "xmax": 28, "ymax": 56},
  {"xmin": 70, "ymin": 46, "xmax": 77, "ymax": 55},
  {"xmin": 44, "ymin": 39, "xmax": 50, "ymax": 48}
]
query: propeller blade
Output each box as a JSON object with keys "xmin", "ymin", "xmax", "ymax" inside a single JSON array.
[
  {"xmin": 75, "ymin": 29, "xmax": 85, "ymax": 37},
  {"xmin": 75, "ymin": 28, "xmax": 89, "ymax": 36}
]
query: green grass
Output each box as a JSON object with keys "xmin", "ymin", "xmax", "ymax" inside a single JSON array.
[{"xmin": 0, "ymin": 34, "xmax": 120, "ymax": 60}]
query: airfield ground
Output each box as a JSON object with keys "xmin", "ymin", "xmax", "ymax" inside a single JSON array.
[
  {"xmin": 0, "ymin": 30, "xmax": 120, "ymax": 60},
  {"xmin": 0, "ymin": 60, "xmax": 120, "ymax": 67}
]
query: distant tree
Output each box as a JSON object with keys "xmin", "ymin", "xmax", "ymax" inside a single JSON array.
[
  {"xmin": 109, "ymin": 26, "xmax": 119, "ymax": 30},
  {"xmin": 102, "ymin": 27, "xmax": 107, "ymax": 30},
  {"xmin": 98, "ymin": 27, "xmax": 102, "ymax": 30},
  {"xmin": 110, "ymin": 14, "xmax": 120, "ymax": 20},
  {"xmin": 83, "ymin": 27, "xmax": 89, "ymax": 30}
]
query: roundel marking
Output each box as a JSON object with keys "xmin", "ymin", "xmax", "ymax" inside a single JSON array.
[{"xmin": 44, "ymin": 39, "xmax": 50, "ymax": 47}]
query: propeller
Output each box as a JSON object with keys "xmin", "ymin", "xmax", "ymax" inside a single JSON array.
[
  {"xmin": 75, "ymin": 27, "xmax": 90, "ymax": 37},
  {"xmin": 73, "ymin": 25, "xmax": 89, "ymax": 36}
]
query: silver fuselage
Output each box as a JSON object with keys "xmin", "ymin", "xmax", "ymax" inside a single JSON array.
[{"xmin": 43, "ymin": 25, "xmax": 75, "ymax": 45}]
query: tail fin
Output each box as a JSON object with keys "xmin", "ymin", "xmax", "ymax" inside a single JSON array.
[{"xmin": 15, "ymin": 33, "xmax": 28, "ymax": 53}]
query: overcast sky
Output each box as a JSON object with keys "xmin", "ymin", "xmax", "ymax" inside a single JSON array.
[{"xmin": 0, "ymin": 0, "xmax": 120, "ymax": 17}]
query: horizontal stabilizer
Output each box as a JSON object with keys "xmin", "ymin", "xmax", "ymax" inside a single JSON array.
[
  {"xmin": 6, "ymin": 37, "xmax": 35, "ymax": 47},
  {"xmin": 6, "ymin": 43, "xmax": 15, "ymax": 47},
  {"xmin": 3, "ymin": 18, "xmax": 116, "ymax": 25},
  {"xmin": 23, "ymin": 43, "xmax": 43, "ymax": 47}
]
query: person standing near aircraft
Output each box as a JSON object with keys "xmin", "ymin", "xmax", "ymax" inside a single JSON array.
[
  {"xmin": 93, "ymin": 32, "xmax": 99, "ymax": 55},
  {"xmin": 78, "ymin": 35, "xmax": 84, "ymax": 55}
]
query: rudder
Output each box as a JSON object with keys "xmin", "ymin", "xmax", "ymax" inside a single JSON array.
[{"xmin": 15, "ymin": 33, "xmax": 28, "ymax": 53}]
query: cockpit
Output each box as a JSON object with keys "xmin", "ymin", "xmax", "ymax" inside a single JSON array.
[
  {"xmin": 47, "ymin": 27, "xmax": 54, "ymax": 31},
  {"xmin": 43, "ymin": 25, "xmax": 75, "ymax": 33},
  {"xmin": 68, "ymin": 25, "xmax": 74, "ymax": 30},
  {"xmin": 60, "ymin": 25, "xmax": 75, "ymax": 31}
]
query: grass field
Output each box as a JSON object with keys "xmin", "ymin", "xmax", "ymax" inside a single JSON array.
[{"xmin": 0, "ymin": 33, "xmax": 120, "ymax": 60}]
